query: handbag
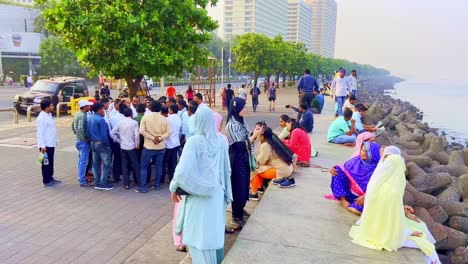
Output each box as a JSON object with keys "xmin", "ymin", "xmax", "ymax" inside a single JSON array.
[{"xmin": 246, "ymin": 141, "xmax": 257, "ymax": 172}]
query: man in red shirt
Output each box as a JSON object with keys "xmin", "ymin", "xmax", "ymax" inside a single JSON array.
[{"xmin": 166, "ymin": 83, "xmax": 176, "ymax": 99}]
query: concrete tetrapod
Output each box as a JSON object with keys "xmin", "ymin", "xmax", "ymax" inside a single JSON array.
[
  {"xmin": 424, "ymin": 136, "xmax": 450, "ymax": 165},
  {"xmin": 448, "ymin": 216, "xmax": 468, "ymax": 233},
  {"xmin": 406, "ymin": 162, "xmax": 452, "ymax": 193},
  {"xmin": 449, "ymin": 247, "xmax": 468, "ymax": 264},
  {"xmin": 404, "ymin": 183, "xmax": 438, "ymax": 208},
  {"xmin": 459, "ymin": 174, "xmax": 468, "ymax": 201}
]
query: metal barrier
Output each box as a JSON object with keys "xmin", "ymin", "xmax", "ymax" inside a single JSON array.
[
  {"xmin": 27, "ymin": 104, "xmax": 40, "ymax": 122},
  {"xmin": 56, "ymin": 102, "xmax": 69, "ymax": 118},
  {"xmin": 0, "ymin": 107, "xmax": 19, "ymax": 124}
]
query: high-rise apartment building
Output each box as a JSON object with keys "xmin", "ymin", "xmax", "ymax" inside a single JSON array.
[
  {"xmin": 305, "ymin": 0, "xmax": 337, "ymax": 58},
  {"xmin": 223, "ymin": 0, "xmax": 288, "ymax": 40},
  {"xmin": 286, "ymin": 0, "xmax": 312, "ymax": 51}
]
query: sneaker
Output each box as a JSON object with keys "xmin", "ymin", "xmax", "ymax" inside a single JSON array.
[
  {"xmin": 279, "ymin": 178, "xmax": 296, "ymax": 188},
  {"xmin": 99, "ymin": 184, "xmax": 115, "ymax": 191},
  {"xmin": 43, "ymin": 182, "xmax": 56, "ymax": 188},
  {"xmin": 257, "ymin": 187, "xmax": 265, "ymax": 193},
  {"xmin": 52, "ymin": 178, "xmax": 62, "ymax": 184},
  {"xmin": 272, "ymin": 178, "xmax": 287, "ymax": 185},
  {"xmin": 249, "ymin": 193, "xmax": 259, "ymax": 201},
  {"xmin": 94, "ymin": 183, "xmax": 101, "ymax": 190},
  {"xmin": 135, "ymin": 187, "xmax": 148, "ymax": 193}
]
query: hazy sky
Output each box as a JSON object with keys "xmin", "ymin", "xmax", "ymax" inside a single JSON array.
[{"xmin": 335, "ymin": 0, "xmax": 468, "ymax": 82}]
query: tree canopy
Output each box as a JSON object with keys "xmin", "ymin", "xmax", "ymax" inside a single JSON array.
[
  {"xmin": 40, "ymin": 0, "xmax": 219, "ymax": 97},
  {"xmin": 38, "ymin": 36, "xmax": 82, "ymax": 76},
  {"xmin": 232, "ymin": 33, "xmax": 390, "ymax": 87}
]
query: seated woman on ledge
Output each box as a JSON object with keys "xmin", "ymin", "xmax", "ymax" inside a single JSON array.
[
  {"xmin": 329, "ymin": 141, "xmax": 381, "ymax": 215},
  {"xmin": 349, "ymin": 148, "xmax": 440, "ymax": 264},
  {"xmin": 351, "ymin": 132, "xmax": 376, "ymax": 158},
  {"xmin": 282, "ymin": 118, "xmax": 311, "ymax": 167},
  {"xmin": 249, "ymin": 127, "xmax": 295, "ymax": 200}
]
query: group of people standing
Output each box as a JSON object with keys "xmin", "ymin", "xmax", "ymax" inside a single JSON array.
[{"xmin": 221, "ymin": 81, "xmax": 277, "ymax": 113}]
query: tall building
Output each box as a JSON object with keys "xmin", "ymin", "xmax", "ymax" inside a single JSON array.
[
  {"xmin": 305, "ymin": 0, "xmax": 337, "ymax": 58},
  {"xmin": 286, "ymin": 0, "xmax": 312, "ymax": 51},
  {"xmin": 206, "ymin": 1, "xmax": 224, "ymax": 38},
  {"xmin": 223, "ymin": 0, "xmax": 288, "ymax": 40}
]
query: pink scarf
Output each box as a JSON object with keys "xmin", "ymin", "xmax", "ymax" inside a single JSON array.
[{"xmin": 351, "ymin": 132, "xmax": 375, "ymax": 158}]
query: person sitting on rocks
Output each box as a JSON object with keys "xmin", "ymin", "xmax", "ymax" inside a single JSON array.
[
  {"xmin": 282, "ymin": 118, "xmax": 311, "ymax": 168},
  {"xmin": 249, "ymin": 127, "xmax": 295, "ymax": 200},
  {"xmin": 327, "ymin": 109, "xmax": 358, "ymax": 146},
  {"xmin": 328, "ymin": 142, "xmax": 381, "ymax": 215},
  {"xmin": 349, "ymin": 147, "xmax": 440, "ymax": 264},
  {"xmin": 352, "ymin": 104, "xmax": 385, "ymax": 134}
]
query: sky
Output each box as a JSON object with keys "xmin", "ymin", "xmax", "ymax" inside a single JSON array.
[{"xmin": 335, "ymin": 0, "xmax": 468, "ymax": 82}]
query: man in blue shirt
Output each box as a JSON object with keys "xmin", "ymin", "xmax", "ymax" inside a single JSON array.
[
  {"xmin": 290, "ymin": 103, "xmax": 314, "ymax": 133},
  {"xmin": 297, "ymin": 69, "xmax": 319, "ymax": 109},
  {"xmin": 88, "ymin": 102, "xmax": 114, "ymax": 191}
]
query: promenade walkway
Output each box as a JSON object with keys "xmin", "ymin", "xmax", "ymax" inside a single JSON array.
[{"xmin": 223, "ymin": 90, "xmax": 426, "ymax": 263}]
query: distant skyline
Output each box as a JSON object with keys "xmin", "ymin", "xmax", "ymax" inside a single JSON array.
[{"xmin": 335, "ymin": 0, "xmax": 468, "ymax": 82}]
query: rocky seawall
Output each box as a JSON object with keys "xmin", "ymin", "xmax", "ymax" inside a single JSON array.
[{"xmin": 360, "ymin": 77, "xmax": 468, "ymax": 264}]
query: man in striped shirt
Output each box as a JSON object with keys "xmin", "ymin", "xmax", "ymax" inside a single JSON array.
[{"xmin": 72, "ymin": 100, "xmax": 94, "ymax": 187}]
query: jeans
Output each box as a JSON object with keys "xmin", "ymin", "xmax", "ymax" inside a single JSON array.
[
  {"xmin": 111, "ymin": 141, "xmax": 122, "ymax": 182},
  {"xmin": 75, "ymin": 140, "xmax": 90, "ymax": 185},
  {"xmin": 351, "ymin": 90, "xmax": 357, "ymax": 98},
  {"xmin": 330, "ymin": 134, "xmax": 357, "ymax": 144},
  {"xmin": 91, "ymin": 142, "xmax": 112, "ymax": 186},
  {"xmin": 164, "ymin": 146, "xmax": 179, "ymax": 182},
  {"xmin": 121, "ymin": 148, "xmax": 140, "ymax": 187},
  {"xmin": 140, "ymin": 148, "xmax": 166, "ymax": 190},
  {"xmin": 40, "ymin": 147, "xmax": 55, "ymax": 184},
  {"xmin": 335, "ymin": 96, "xmax": 346, "ymax": 116}
]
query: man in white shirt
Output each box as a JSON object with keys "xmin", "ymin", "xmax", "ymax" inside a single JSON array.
[
  {"xmin": 177, "ymin": 99, "xmax": 190, "ymax": 151},
  {"xmin": 110, "ymin": 108, "xmax": 140, "ymax": 189},
  {"xmin": 130, "ymin": 96, "xmax": 139, "ymax": 118},
  {"xmin": 108, "ymin": 98, "xmax": 121, "ymax": 119},
  {"xmin": 342, "ymin": 95, "xmax": 357, "ymax": 114},
  {"xmin": 109, "ymin": 102, "xmax": 127, "ymax": 183},
  {"xmin": 194, "ymin": 93, "xmax": 207, "ymax": 108},
  {"xmin": 331, "ymin": 69, "xmax": 351, "ymax": 116},
  {"xmin": 238, "ymin": 84, "xmax": 247, "ymax": 100},
  {"xmin": 348, "ymin": 70, "xmax": 358, "ymax": 98},
  {"xmin": 36, "ymin": 99, "xmax": 61, "ymax": 188},
  {"xmin": 164, "ymin": 104, "xmax": 182, "ymax": 181},
  {"xmin": 27, "ymin": 75, "xmax": 33, "ymax": 89}
]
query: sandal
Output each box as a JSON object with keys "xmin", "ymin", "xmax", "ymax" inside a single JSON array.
[{"xmin": 176, "ymin": 246, "xmax": 187, "ymax": 252}]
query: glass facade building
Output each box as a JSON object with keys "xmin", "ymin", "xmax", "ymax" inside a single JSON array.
[{"xmin": 287, "ymin": 0, "xmax": 313, "ymax": 51}]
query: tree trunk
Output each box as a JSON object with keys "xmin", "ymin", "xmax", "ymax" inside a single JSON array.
[
  {"xmin": 124, "ymin": 75, "xmax": 144, "ymax": 99},
  {"xmin": 275, "ymin": 72, "xmax": 280, "ymax": 87},
  {"xmin": 253, "ymin": 72, "xmax": 260, "ymax": 88},
  {"xmin": 282, "ymin": 73, "xmax": 286, "ymax": 88}
]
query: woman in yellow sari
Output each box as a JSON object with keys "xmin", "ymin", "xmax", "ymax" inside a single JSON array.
[{"xmin": 349, "ymin": 147, "xmax": 440, "ymax": 264}]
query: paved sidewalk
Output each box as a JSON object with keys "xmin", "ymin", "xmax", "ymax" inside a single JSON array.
[{"xmin": 223, "ymin": 92, "xmax": 426, "ymax": 263}]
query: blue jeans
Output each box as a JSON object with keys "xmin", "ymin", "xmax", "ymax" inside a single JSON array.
[
  {"xmin": 335, "ymin": 96, "xmax": 346, "ymax": 116},
  {"xmin": 330, "ymin": 134, "xmax": 356, "ymax": 144},
  {"xmin": 351, "ymin": 90, "xmax": 357, "ymax": 98},
  {"xmin": 91, "ymin": 142, "xmax": 112, "ymax": 186},
  {"xmin": 75, "ymin": 140, "xmax": 90, "ymax": 185},
  {"xmin": 140, "ymin": 148, "xmax": 166, "ymax": 190}
]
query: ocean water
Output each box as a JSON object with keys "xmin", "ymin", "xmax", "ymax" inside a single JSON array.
[{"xmin": 390, "ymin": 80, "xmax": 468, "ymax": 144}]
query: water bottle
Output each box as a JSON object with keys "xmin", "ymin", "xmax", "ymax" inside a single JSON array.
[{"xmin": 43, "ymin": 153, "xmax": 49, "ymax": 165}]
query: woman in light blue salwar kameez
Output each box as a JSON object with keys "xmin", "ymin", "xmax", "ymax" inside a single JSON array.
[{"xmin": 170, "ymin": 106, "xmax": 233, "ymax": 264}]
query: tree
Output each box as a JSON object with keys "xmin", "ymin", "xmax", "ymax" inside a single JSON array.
[
  {"xmin": 232, "ymin": 33, "xmax": 275, "ymax": 87},
  {"xmin": 38, "ymin": 37, "xmax": 82, "ymax": 76},
  {"xmin": 41, "ymin": 0, "xmax": 218, "ymax": 98}
]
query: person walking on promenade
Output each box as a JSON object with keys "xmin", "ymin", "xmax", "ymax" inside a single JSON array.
[
  {"xmin": 297, "ymin": 69, "xmax": 319, "ymax": 108},
  {"xmin": 137, "ymin": 101, "xmax": 171, "ymax": 193},
  {"xmin": 167, "ymin": 83, "xmax": 176, "ymax": 99},
  {"xmin": 221, "ymin": 86, "xmax": 227, "ymax": 110},
  {"xmin": 110, "ymin": 108, "xmax": 140, "ymax": 189},
  {"xmin": 88, "ymin": 103, "xmax": 114, "ymax": 190},
  {"xmin": 226, "ymin": 98, "xmax": 262, "ymax": 228},
  {"xmin": 349, "ymin": 70, "xmax": 358, "ymax": 98},
  {"xmin": 238, "ymin": 84, "xmax": 247, "ymax": 100},
  {"xmin": 225, "ymin": 84, "xmax": 234, "ymax": 110},
  {"xmin": 185, "ymin": 85, "xmax": 194, "ymax": 102},
  {"xmin": 36, "ymin": 99, "xmax": 61, "ymax": 188},
  {"xmin": 267, "ymin": 82, "xmax": 277, "ymax": 112},
  {"xmin": 170, "ymin": 106, "xmax": 232, "ymax": 263},
  {"xmin": 72, "ymin": 100, "xmax": 94, "ymax": 187},
  {"xmin": 331, "ymin": 69, "xmax": 351, "ymax": 116},
  {"xmin": 250, "ymin": 85, "xmax": 261, "ymax": 112}
]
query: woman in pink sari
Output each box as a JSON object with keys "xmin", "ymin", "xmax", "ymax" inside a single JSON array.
[
  {"xmin": 329, "ymin": 142, "xmax": 381, "ymax": 215},
  {"xmin": 351, "ymin": 132, "xmax": 375, "ymax": 158}
]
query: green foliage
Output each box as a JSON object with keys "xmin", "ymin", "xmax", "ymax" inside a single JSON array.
[
  {"xmin": 38, "ymin": 37, "xmax": 82, "ymax": 76},
  {"xmin": 40, "ymin": 0, "xmax": 218, "ymax": 97},
  {"xmin": 232, "ymin": 33, "xmax": 390, "ymax": 86}
]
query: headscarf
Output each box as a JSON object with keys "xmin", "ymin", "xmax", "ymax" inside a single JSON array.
[
  {"xmin": 349, "ymin": 155, "xmax": 408, "ymax": 252},
  {"xmin": 382, "ymin": 145, "xmax": 401, "ymax": 157},
  {"xmin": 351, "ymin": 132, "xmax": 375, "ymax": 158},
  {"xmin": 226, "ymin": 97, "xmax": 250, "ymax": 145},
  {"xmin": 341, "ymin": 142, "xmax": 381, "ymax": 192},
  {"xmin": 227, "ymin": 97, "xmax": 246, "ymax": 124},
  {"xmin": 170, "ymin": 106, "xmax": 232, "ymax": 202}
]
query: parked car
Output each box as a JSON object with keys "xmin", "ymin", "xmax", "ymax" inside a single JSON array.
[{"xmin": 13, "ymin": 76, "xmax": 89, "ymax": 114}]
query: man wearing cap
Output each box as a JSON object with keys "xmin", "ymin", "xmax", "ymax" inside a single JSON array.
[
  {"xmin": 72, "ymin": 100, "xmax": 94, "ymax": 187},
  {"xmin": 331, "ymin": 69, "xmax": 351, "ymax": 116}
]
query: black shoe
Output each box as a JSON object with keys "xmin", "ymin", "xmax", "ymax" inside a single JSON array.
[
  {"xmin": 243, "ymin": 210, "xmax": 251, "ymax": 217},
  {"xmin": 52, "ymin": 178, "xmax": 62, "ymax": 184},
  {"xmin": 257, "ymin": 187, "xmax": 265, "ymax": 193},
  {"xmin": 249, "ymin": 193, "xmax": 259, "ymax": 201}
]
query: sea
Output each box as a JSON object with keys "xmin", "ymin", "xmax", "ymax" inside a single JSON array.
[{"xmin": 388, "ymin": 80, "xmax": 468, "ymax": 145}]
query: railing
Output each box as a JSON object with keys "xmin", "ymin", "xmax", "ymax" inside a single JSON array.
[
  {"xmin": 0, "ymin": 107, "xmax": 19, "ymax": 124},
  {"xmin": 56, "ymin": 102, "xmax": 69, "ymax": 118},
  {"xmin": 27, "ymin": 104, "xmax": 40, "ymax": 122}
]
